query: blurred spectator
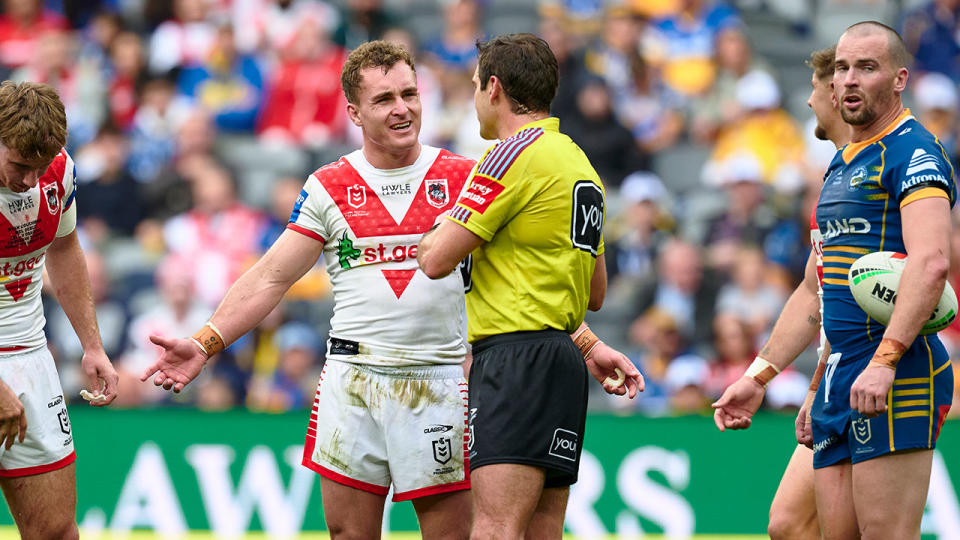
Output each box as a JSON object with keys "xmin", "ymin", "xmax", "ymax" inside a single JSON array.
[
  {"xmin": 107, "ymin": 31, "xmax": 149, "ymax": 131},
  {"xmin": 912, "ymin": 72, "xmax": 959, "ymax": 168},
  {"xmin": 257, "ymin": 16, "xmax": 348, "ymax": 148},
  {"xmin": 620, "ymin": 307, "xmax": 708, "ymax": 415},
  {"xmin": 617, "ymin": 52, "xmax": 683, "ymax": 153},
  {"xmin": 702, "ymin": 314, "xmax": 754, "ymax": 399},
  {"xmin": 0, "ymin": 0, "xmax": 69, "ymax": 71},
  {"xmin": 563, "ymin": 74, "xmax": 649, "ymax": 187},
  {"xmin": 690, "ymin": 27, "xmax": 774, "ymax": 143},
  {"xmin": 142, "ymin": 110, "xmax": 220, "ymax": 221},
  {"xmin": 606, "ymin": 172, "xmax": 673, "ymax": 287},
  {"xmin": 541, "ymin": 15, "xmax": 589, "ymax": 121},
  {"xmin": 116, "ymin": 254, "xmax": 208, "ymax": 406},
  {"xmin": 231, "ymin": 0, "xmax": 341, "ymax": 58},
  {"xmin": 74, "ymin": 126, "xmax": 144, "ymax": 238},
  {"xmin": 900, "ymin": 0, "xmax": 960, "ymax": 82},
  {"xmin": 128, "ymin": 77, "xmax": 194, "ymax": 184},
  {"xmin": 424, "ymin": 0, "xmax": 482, "ymax": 74},
  {"xmin": 177, "ymin": 24, "xmax": 265, "ymax": 133},
  {"xmin": 148, "ymin": 0, "xmax": 217, "ymax": 75},
  {"xmin": 584, "ymin": 6, "xmax": 642, "ymax": 104},
  {"xmin": 704, "ymin": 70, "xmax": 805, "ymax": 193},
  {"xmin": 339, "ymin": 0, "xmax": 397, "ymax": 50},
  {"xmin": 696, "ymin": 154, "xmax": 778, "ymax": 272},
  {"xmin": 630, "ymin": 238, "xmax": 720, "ymax": 349},
  {"xmin": 162, "ymin": 163, "xmax": 267, "ymax": 308},
  {"xmin": 642, "ymin": 0, "xmax": 741, "ymax": 98},
  {"xmin": 247, "ymin": 321, "xmax": 322, "ymax": 412},
  {"xmin": 714, "ymin": 244, "xmax": 787, "ymax": 339},
  {"xmin": 11, "ymin": 30, "xmax": 106, "ymax": 148},
  {"xmin": 76, "ymin": 10, "xmax": 123, "ymax": 80}
]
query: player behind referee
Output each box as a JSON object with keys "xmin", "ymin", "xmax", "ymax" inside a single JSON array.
[{"xmin": 418, "ymin": 33, "xmax": 642, "ymax": 539}]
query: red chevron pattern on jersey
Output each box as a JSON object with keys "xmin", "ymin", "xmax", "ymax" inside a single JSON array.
[
  {"xmin": 311, "ymin": 149, "xmax": 474, "ymax": 238},
  {"xmin": 0, "ymin": 150, "xmax": 69, "ymax": 258}
]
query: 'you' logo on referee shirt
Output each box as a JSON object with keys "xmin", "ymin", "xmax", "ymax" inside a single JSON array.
[{"xmin": 571, "ymin": 181, "xmax": 603, "ymax": 255}]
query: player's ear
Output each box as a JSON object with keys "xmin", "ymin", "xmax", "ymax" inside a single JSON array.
[
  {"xmin": 346, "ymin": 103, "xmax": 362, "ymax": 127},
  {"xmin": 488, "ymin": 76, "xmax": 502, "ymax": 104},
  {"xmin": 893, "ymin": 67, "xmax": 909, "ymax": 94}
]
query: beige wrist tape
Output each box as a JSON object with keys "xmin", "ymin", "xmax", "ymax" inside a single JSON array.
[
  {"xmin": 745, "ymin": 356, "xmax": 780, "ymax": 388},
  {"xmin": 191, "ymin": 321, "xmax": 225, "ymax": 357}
]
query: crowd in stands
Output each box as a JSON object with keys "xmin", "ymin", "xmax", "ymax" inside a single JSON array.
[{"xmin": 8, "ymin": 0, "xmax": 959, "ymax": 415}]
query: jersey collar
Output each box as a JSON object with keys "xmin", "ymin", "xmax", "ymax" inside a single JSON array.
[
  {"xmin": 512, "ymin": 116, "xmax": 559, "ymax": 137},
  {"xmin": 841, "ymin": 108, "xmax": 914, "ymax": 163}
]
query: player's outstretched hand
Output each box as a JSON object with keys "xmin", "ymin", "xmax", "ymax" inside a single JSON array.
[
  {"xmin": 0, "ymin": 378, "xmax": 25, "ymax": 449},
  {"xmin": 795, "ymin": 389, "xmax": 816, "ymax": 448},
  {"xmin": 584, "ymin": 342, "xmax": 644, "ymax": 398},
  {"xmin": 141, "ymin": 335, "xmax": 208, "ymax": 393},
  {"xmin": 850, "ymin": 364, "xmax": 895, "ymax": 418},
  {"xmin": 712, "ymin": 376, "xmax": 765, "ymax": 432},
  {"xmin": 80, "ymin": 349, "xmax": 119, "ymax": 406}
]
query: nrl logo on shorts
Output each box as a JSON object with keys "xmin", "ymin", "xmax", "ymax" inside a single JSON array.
[
  {"xmin": 58, "ymin": 408, "xmax": 70, "ymax": 434},
  {"xmin": 432, "ymin": 437, "xmax": 452, "ymax": 464},
  {"xmin": 347, "ymin": 184, "xmax": 366, "ymax": 208},
  {"xmin": 852, "ymin": 417, "xmax": 871, "ymax": 444},
  {"xmin": 425, "ymin": 178, "xmax": 448, "ymax": 208}
]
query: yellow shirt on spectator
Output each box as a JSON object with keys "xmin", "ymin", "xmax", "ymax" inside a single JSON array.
[
  {"xmin": 709, "ymin": 108, "xmax": 806, "ymax": 185},
  {"xmin": 448, "ymin": 118, "xmax": 605, "ymax": 342}
]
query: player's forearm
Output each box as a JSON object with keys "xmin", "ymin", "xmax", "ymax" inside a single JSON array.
[
  {"xmin": 206, "ymin": 260, "xmax": 296, "ymax": 346},
  {"xmin": 883, "ymin": 252, "xmax": 948, "ymax": 344},
  {"xmin": 45, "ymin": 233, "xmax": 105, "ymax": 354},
  {"xmin": 758, "ymin": 279, "xmax": 821, "ymax": 372}
]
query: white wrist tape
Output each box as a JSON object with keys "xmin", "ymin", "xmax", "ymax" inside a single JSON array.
[{"xmin": 745, "ymin": 356, "xmax": 780, "ymax": 388}]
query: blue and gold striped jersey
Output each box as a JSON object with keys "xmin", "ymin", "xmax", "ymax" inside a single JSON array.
[{"xmin": 817, "ymin": 109, "xmax": 956, "ymax": 352}]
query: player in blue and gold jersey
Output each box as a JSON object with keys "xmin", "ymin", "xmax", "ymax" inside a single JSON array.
[
  {"xmin": 812, "ymin": 22, "xmax": 954, "ymax": 539},
  {"xmin": 418, "ymin": 34, "xmax": 642, "ymax": 539}
]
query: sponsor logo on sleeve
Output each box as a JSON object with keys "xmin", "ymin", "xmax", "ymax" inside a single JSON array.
[
  {"xmin": 457, "ymin": 176, "xmax": 505, "ymax": 214},
  {"xmin": 906, "ymin": 148, "xmax": 940, "ymax": 176}
]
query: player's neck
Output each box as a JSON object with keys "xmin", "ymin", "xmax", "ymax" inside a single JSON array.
[
  {"xmin": 361, "ymin": 142, "xmax": 422, "ymax": 170},
  {"xmin": 849, "ymin": 103, "xmax": 904, "ymax": 143},
  {"xmin": 496, "ymin": 111, "xmax": 549, "ymax": 140}
]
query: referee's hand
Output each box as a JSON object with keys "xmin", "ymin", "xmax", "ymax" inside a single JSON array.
[{"xmin": 584, "ymin": 342, "xmax": 644, "ymax": 398}]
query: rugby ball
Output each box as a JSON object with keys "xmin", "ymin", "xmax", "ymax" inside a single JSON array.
[{"xmin": 848, "ymin": 251, "xmax": 957, "ymax": 335}]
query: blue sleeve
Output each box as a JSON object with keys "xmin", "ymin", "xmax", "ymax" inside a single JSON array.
[{"xmin": 884, "ymin": 136, "xmax": 954, "ymax": 204}]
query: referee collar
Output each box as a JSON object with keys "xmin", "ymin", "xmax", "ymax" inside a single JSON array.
[{"xmin": 512, "ymin": 116, "xmax": 559, "ymax": 137}]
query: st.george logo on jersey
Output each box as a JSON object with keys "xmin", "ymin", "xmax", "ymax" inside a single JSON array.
[
  {"xmin": 425, "ymin": 179, "xmax": 448, "ymax": 208},
  {"xmin": 42, "ymin": 183, "xmax": 59, "ymax": 214},
  {"xmin": 347, "ymin": 184, "xmax": 366, "ymax": 208}
]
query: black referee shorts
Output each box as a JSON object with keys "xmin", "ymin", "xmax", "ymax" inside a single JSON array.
[{"xmin": 468, "ymin": 329, "xmax": 589, "ymax": 488}]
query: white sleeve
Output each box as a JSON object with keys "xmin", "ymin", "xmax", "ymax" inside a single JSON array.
[
  {"xmin": 56, "ymin": 153, "xmax": 77, "ymax": 237},
  {"xmin": 286, "ymin": 177, "xmax": 331, "ymax": 242}
]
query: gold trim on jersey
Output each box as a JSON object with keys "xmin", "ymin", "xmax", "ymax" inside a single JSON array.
[
  {"xmin": 901, "ymin": 186, "xmax": 950, "ymax": 209},
  {"xmin": 932, "ymin": 359, "xmax": 952, "ymax": 377},
  {"xmin": 878, "ymin": 141, "xmax": 889, "ymax": 251},
  {"xmin": 841, "ymin": 109, "xmax": 912, "ymax": 163},
  {"xmin": 823, "ymin": 245, "xmax": 870, "ymax": 254}
]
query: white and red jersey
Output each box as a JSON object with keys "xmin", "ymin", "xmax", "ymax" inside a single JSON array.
[
  {"xmin": 810, "ymin": 207, "xmax": 826, "ymax": 350},
  {"xmin": 0, "ymin": 149, "xmax": 77, "ymax": 354},
  {"xmin": 287, "ymin": 145, "xmax": 476, "ymax": 366}
]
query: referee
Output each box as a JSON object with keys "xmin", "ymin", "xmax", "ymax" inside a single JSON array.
[{"xmin": 418, "ymin": 33, "xmax": 642, "ymax": 539}]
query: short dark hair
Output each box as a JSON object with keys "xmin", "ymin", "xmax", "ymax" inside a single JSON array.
[
  {"xmin": 476, "ymin": 33, "xmax": 558, "ymax": 115},
  {"xmin": 844, "ymin": 21, "xmax": 911, "ymax": 70},
  {"xmin": 341, "ymin": 40, "xmax": 416, "ymax": 105},
  {"xmin": 806, "ymin": 46, "xmax": 836, "ymax": 82}
]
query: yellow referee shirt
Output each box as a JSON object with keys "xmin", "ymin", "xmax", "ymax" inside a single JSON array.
[{"xmin": 448, "ymin": 117, "xmax": 605, "ymax": 342}]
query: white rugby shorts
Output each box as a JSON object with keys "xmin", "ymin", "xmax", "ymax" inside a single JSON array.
[
  {"xmin": 302, "ymin": 358, "xmax": 469, "ymax": 501},
  {"xmin": 0, "ymin": 347, "xmax": 75, "ymax": 477}
]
